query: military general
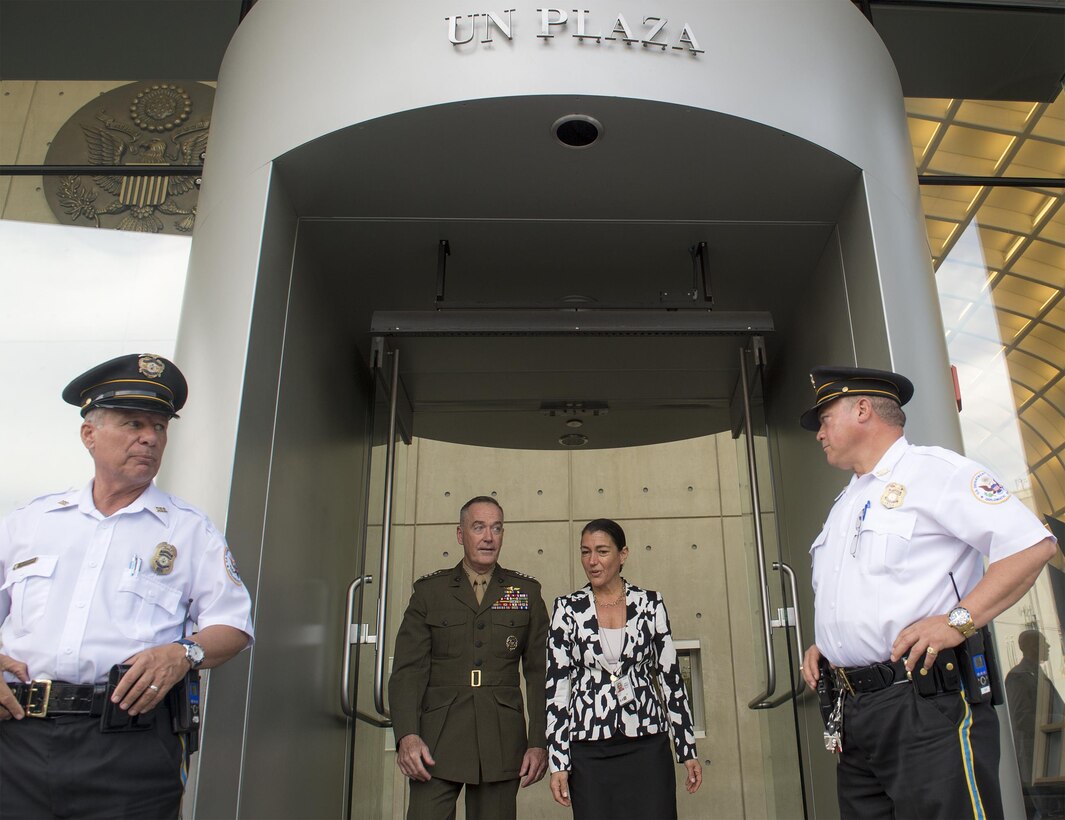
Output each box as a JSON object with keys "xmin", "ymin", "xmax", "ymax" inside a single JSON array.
[{"xmin": 389, "ymin": 495, "xmax": 549, "ymax": 820}]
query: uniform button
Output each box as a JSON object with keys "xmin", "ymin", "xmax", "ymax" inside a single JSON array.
[
  {"xmin": 478, "ymin": 622, "xmax": 485, "ymax": 630},
  {"xmin": 474, "ymin": 659, "xmax": 482, "ymax": 667},
  {"xmin": 475, "ymin": 640, "xmax": 483, "ymax": 648},
  {"xmin": 76, "ymin": 602, "xmax": 86, "ymax": 608},
  {"xmin": 442, "ymin": 619, "xmax": 448, "ymax": 626},
  {"xmin": 509, "ymin": 620, "xmax": 515, "ymax": 626},
  {"xmin": 64, "ymin": 648, "xmax": 73, "ymax": 655},
  {"xmin": 89, "ymin": 561, "xmax": 98, "ymax": 568}
]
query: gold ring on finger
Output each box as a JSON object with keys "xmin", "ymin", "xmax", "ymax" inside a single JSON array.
[
  {"xmin": 149, "ymin": 684, "xmax": 160, "ymax": 691},
  {"xmin": 926, "ymin": 647, "xmax": 938, "ymax": 656}
]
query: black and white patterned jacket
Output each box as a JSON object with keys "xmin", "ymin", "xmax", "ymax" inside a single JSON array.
[{"xmin": 545, "ymin": 580, "xmax": 697, "ymax": 772}]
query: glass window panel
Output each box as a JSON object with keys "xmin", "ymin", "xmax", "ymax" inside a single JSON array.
[{"xmin": 0, "ymin": 217, "xmax": 190, "ymax": 516}]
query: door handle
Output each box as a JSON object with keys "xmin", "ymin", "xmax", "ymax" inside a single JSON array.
[
  {"xmin": 738, "ymin": 348, "xmax": 777, "ymax": 710},
  {"xmin": 372, "ymin": 349, "xmax": 401, "ymax": 720},
  {"xmin": 341, "ymin": 575, "xmax": 371, "ymax": 717},
  {"xmin": 761, "ymin": 561, "xmax": 809, "ymax": 708}
]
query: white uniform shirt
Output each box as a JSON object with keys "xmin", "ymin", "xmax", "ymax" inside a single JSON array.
[
  {"xmin": 0, "ymin": 480, "xmax": 254, "ymax": 684},
  {"xmin": 811, "ymin": 437, "xmax": 1050, "ymax": 668}
]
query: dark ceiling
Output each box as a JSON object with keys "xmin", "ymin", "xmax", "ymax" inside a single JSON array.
[{"xmin": 1, "ymin": 0, "xmax": 1062, "ymax": 101}]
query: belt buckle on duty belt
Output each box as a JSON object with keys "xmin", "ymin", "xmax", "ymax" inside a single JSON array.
[{"xmin": 25, "ymin": 679, "xmax": 52, "ymax": 718}]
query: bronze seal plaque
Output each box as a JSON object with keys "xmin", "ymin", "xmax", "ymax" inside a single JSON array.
[{"xmin": 43, "ymin": 81, "xmax": 214, "ymax": 234}]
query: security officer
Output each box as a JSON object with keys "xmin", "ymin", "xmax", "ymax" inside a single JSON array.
[
  {"xmin": 0, "ymin": 354, "xmax": 254, "ymax": 819},
  {"xmin": 389, "ymin": 495, "xmax": 549, "ymax": 820},
  {"xmin": 799, "ymin": 365, "xmax": 1056, "ymax": 820}
]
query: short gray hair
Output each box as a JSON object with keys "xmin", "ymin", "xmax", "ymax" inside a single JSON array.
[
  {"xmin": 83, "ymin": 407, "xmax": 107, "ymax": 427},
  {"xmin": 869, "ymin": 396, "xmax": 906, "ymax": 428}
]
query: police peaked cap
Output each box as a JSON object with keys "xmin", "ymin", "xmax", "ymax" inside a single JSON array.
[
  {"xmin": 62, "ymin": 353, "xmax": 188, "ymax": 418},
  {"xmin": 799, "ymin": 365, "xmax": 913, "ymax": 432}
]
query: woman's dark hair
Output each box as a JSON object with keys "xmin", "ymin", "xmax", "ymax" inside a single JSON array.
[{"xmin": 581, "ymin": 518, "xmax": 626, "ymax": 550}]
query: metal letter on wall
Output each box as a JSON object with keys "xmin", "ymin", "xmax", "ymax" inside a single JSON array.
[{"xmin": 43, "ymin": 81, "xmax": 214, "ymax": 234}]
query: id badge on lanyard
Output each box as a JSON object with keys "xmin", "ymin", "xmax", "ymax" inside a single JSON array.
[
  {"xmin": 613, "ymin": 672, "xmax": 636, "ymax": 706},
  {"xmin": 600, "ymin": 658, "xmax": 636, "ymax": 706}
]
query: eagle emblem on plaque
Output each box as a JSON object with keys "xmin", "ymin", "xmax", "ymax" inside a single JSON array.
[{"xmin": 44, "ymin": 82, "xmax": 214, "ymax": 234}]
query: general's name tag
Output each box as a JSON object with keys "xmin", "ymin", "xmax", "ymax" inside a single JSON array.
[{"xmin": 613, "ymin": 672, "xmax": 635, "ymax": 706}]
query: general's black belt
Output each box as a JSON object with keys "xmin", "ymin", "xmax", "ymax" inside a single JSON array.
[
  {"xmin": 427, "ymin": 671, "xmax": 519, "ymax": 688},
  {"xmin": 10, "ymin": 680, "xmax": 108, "ymax": 718}
]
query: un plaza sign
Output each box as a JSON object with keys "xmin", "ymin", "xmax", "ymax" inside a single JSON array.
[{"xmin": 445, "ymin": 9, "xmax": 704, "ymax": 54}]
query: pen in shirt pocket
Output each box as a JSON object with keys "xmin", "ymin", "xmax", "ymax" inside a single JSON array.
[
  {"xmin": 127, "ymin": 555, "xmax": 142, "ymax": 575},
  {"xmin": 850, "ymin": 500, "xmax": 872, "ymax": 556}
]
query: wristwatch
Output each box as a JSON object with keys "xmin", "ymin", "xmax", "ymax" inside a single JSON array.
[
  {"xmin": 174, "ymin": 638, "xmax": 206, "ymax": 669},
  {"xmin": 947, "ymin": 606, "xmax": 977, "ymax": 639}
]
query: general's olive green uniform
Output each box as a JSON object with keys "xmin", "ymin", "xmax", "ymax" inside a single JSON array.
[{"xmin": 389, "ymin": 562, "xmax": 548, "ymax": 817}]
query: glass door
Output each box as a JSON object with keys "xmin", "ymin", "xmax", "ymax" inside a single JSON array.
[
  {"xmin": 731, "ymin": 338, "xmax": 808, "ymax": 819},
  {"xmin": 345, "ymin": 340, "xmax": 411, "ymax": 819}
]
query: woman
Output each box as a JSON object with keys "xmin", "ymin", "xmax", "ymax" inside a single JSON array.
[{"xmin": 546, "ymin": 519, "xmax": 702, "ymax": 818}]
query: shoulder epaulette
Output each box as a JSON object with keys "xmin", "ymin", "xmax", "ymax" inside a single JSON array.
[
  {"xmin": 506, "ymin": 568, "xmax": 539, "ymax": 582},
  {"xmin": 417, "ymin": 567, "xmax": 453, "ymax": 581}
]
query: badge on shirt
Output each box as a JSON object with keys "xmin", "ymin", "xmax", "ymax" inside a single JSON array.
[
  {"xmin": 505, "ymin": 635, "xmax": 518, "ymax": 651},
  {"xmin": 971, "ymin": 471, "xmax": 1009, "ymax": 504},
  {"xmin": 151, "ymin": 542, "xmax": 177, "ymax": 575},
  {"xmin": 493, "ymin": 585, "xmax": 529, "ymax": 610},
  {"xmin": 13, "ymin": 557, "xmax": 38, "ymax": 570},
  {"xmin": 880, "ymin": 482, "xmax": 906, "ymax": 509}
]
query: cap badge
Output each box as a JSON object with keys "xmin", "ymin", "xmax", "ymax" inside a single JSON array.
[
  {"xmin": 506, "ymin": 635, "xmax": 518, "ymax": 652},
  {"xmin": 880, "ymin": 483, "xmax": 906, "ymax": 509},
  {"xmin": 151, "ymin": 542, "xmax": 177, "ymax": 575},
  {"xmin": 138, "ymin": 355, "xmax": 166, "ymax": 379}
]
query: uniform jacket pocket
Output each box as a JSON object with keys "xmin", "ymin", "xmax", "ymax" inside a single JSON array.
[
  {"xmin": 426, "ymin": 609, "xmax": 468, "ymax": 659},
  {"xmin": 420, "ymin": 688, "xmax": 457, "ymax": 753},
  {"xmin": 1, "ymin": 554, "xmax": 58, "ymax": 636}
]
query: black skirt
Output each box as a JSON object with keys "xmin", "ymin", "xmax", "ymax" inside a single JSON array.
[{"xmin": 569, "ymin": 732, "xmax": 678, "ymax": 820}]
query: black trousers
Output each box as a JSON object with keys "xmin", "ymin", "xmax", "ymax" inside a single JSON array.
[
  {"xmin": 0, "ymin": 707, "xmax": 184, "ymax": 820},
  {"xmin": 569, "ymin": 733, "xmax": 677, "ymax": 820},
  {"xmin": 837, "ymin": 682, "xmax": 1003, "ymax": 820}
]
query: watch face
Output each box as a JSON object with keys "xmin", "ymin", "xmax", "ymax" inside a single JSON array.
[{"xmin": 948, "ymin": 607, "xmax": 971, "ymax": 627}]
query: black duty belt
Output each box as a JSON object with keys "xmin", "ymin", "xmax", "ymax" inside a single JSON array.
[
  {"xmin": 836, "ymin": 659, "xmax": 908, "ymax": 694},
  {"xmin": 10, "ymin": 680, "xmax": 108, "ymax": 718},
  {"xmin": 836, "ymin": 649, "xmax": 961, "ymax": 695}
]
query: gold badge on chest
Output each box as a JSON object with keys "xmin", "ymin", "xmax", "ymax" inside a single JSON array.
[
  {"xmin": 506, "ymin": 635, "xmax": 518, "ymax": 651},
  {"xmin": 151, "ymin": 542, "xmax": 177, "ymax": 575},
  {"xmin": 880, "ymin": 483, "xmax": 906, "ymax": 509}
]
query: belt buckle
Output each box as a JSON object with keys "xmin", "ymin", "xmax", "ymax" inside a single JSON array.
[
  {"xmin": 835, "ymin": 667, "xmax": 854, "ymax": 696},
  {"xmin": 26, "ymin": 679, "xmax": 52, "ymax": 718},
  {"xmin": 470, "ymin": 670, "xmax": 481, "ymax": 688}
]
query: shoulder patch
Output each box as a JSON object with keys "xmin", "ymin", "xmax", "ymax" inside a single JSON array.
[
  {"xmin": 417, "ymin": 568, "xmax": 453, "ymax": 581},
  {"xmin": 971, "ymin": 470, "xmax": 1009, "ymax": 504}
]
